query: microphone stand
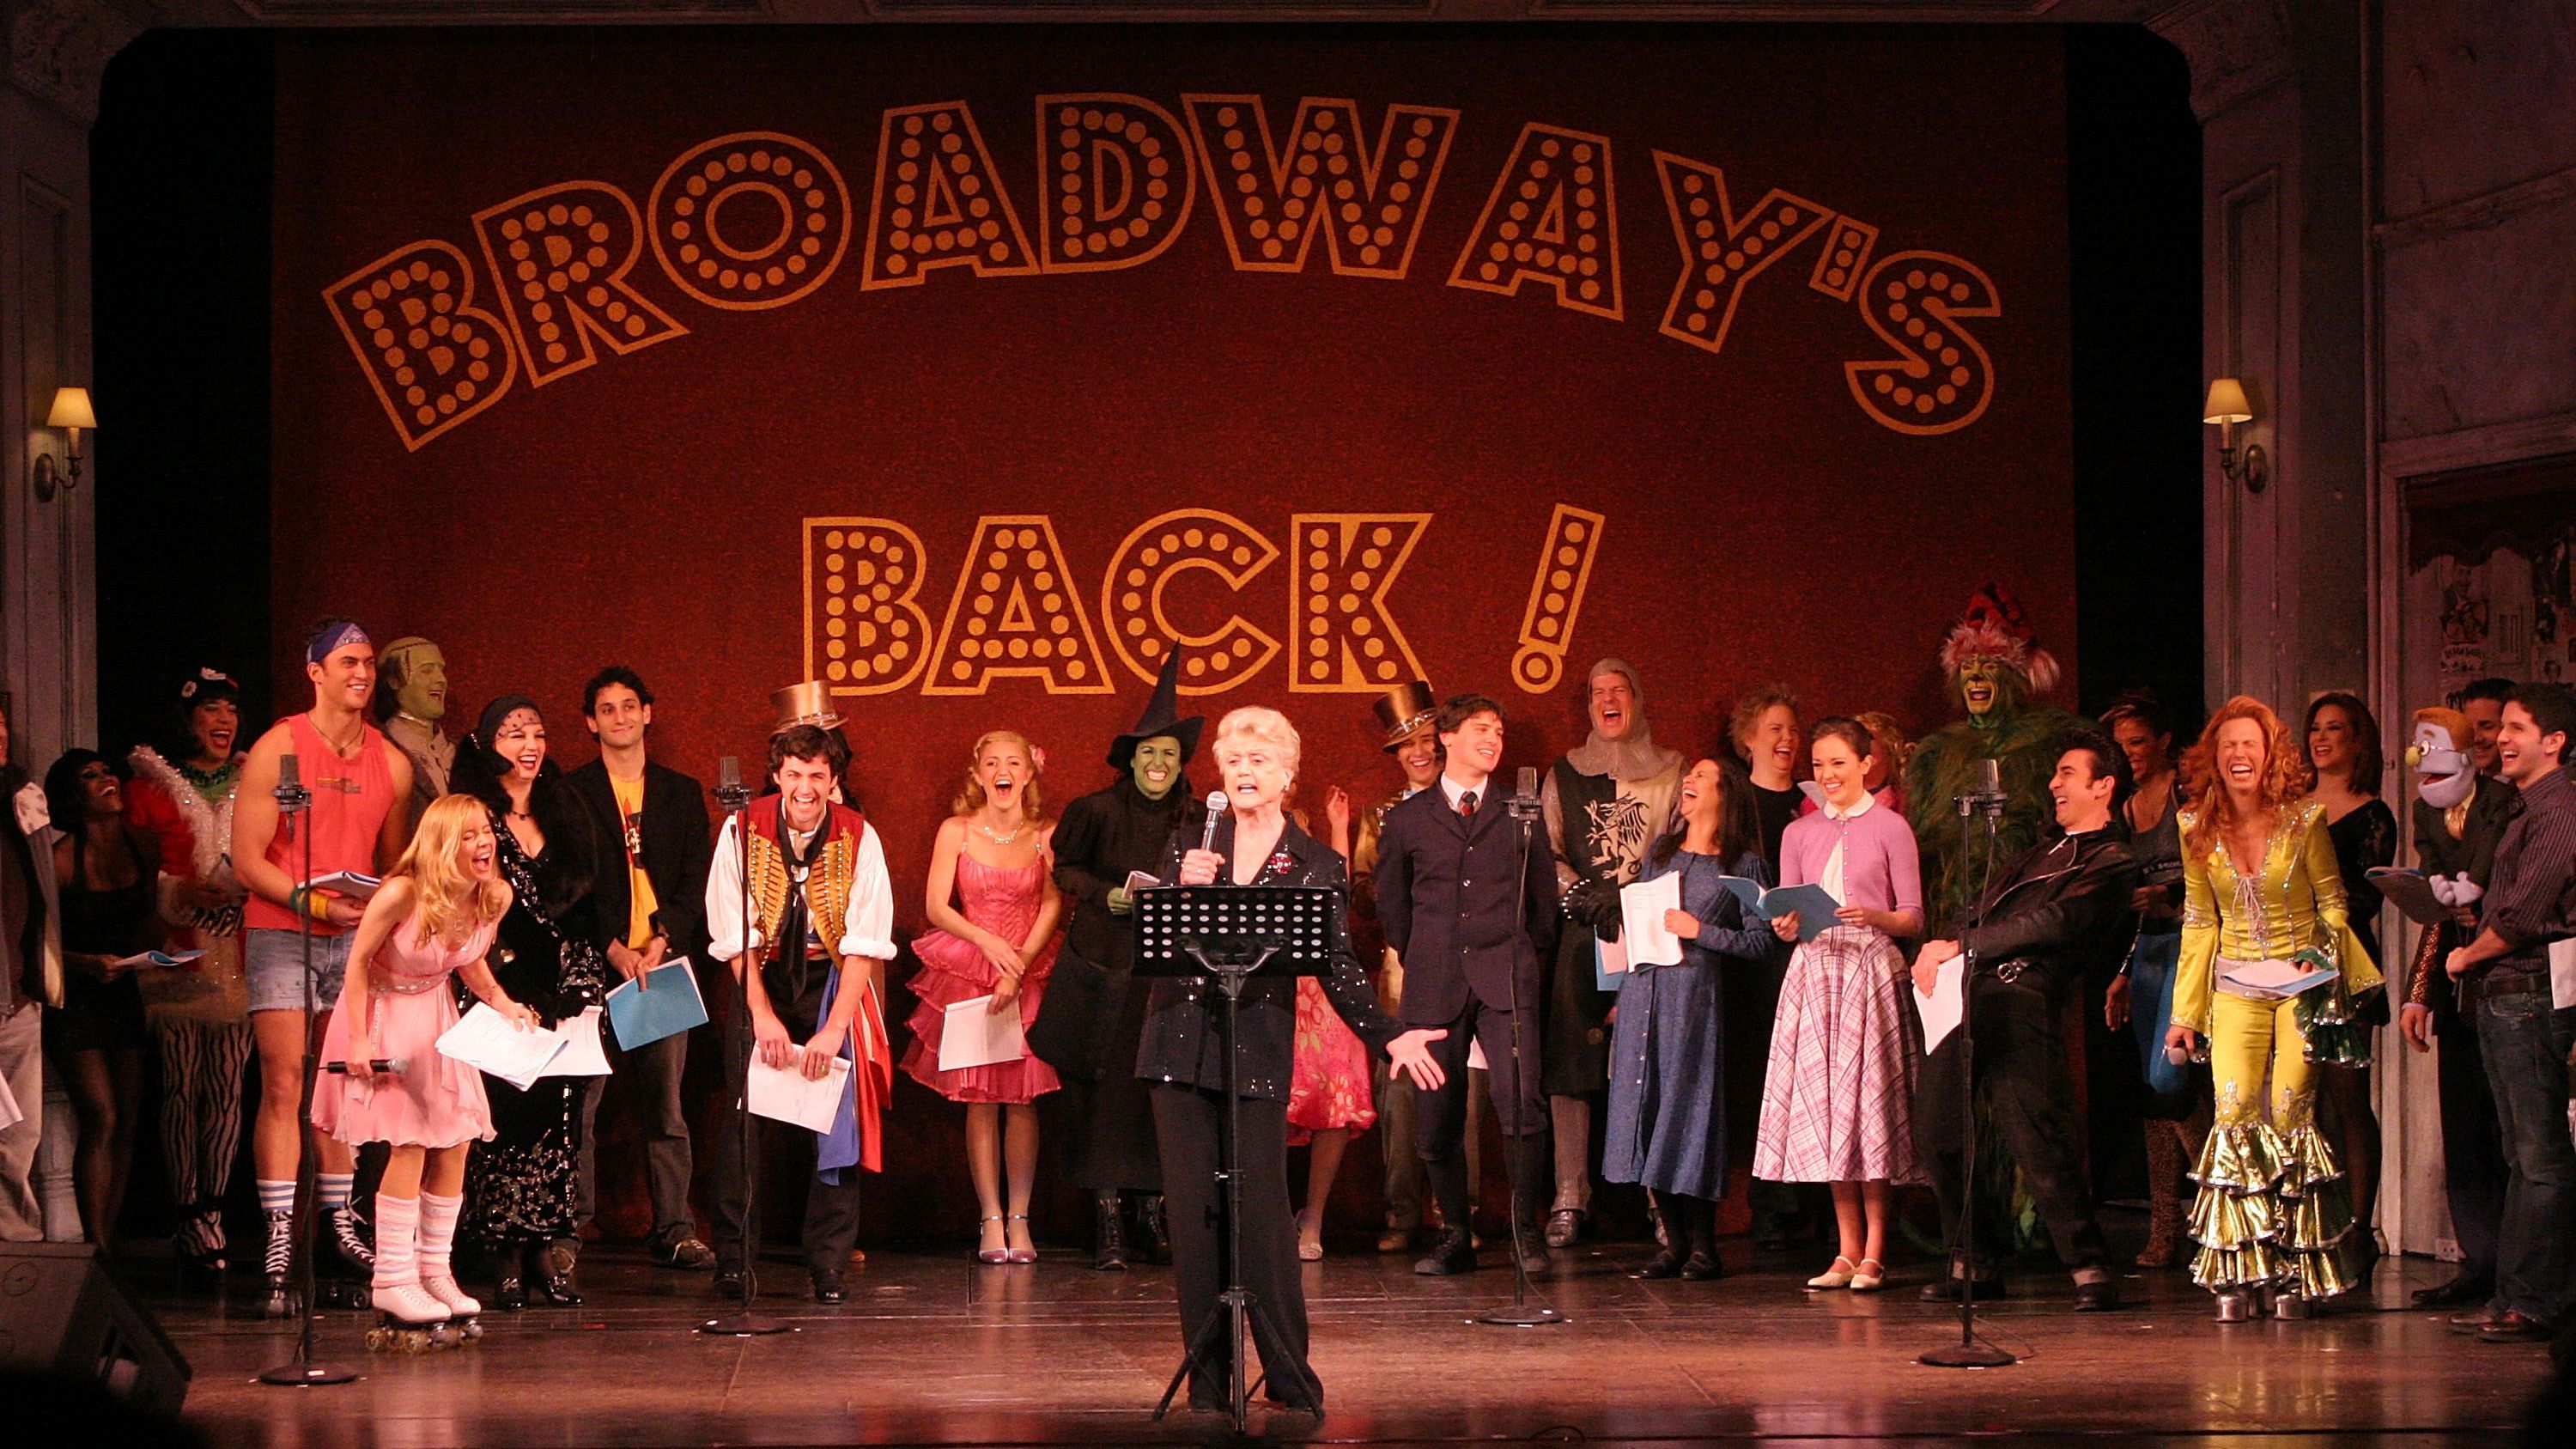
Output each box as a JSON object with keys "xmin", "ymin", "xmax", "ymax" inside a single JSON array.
[
  {"xmin": 1479, "ymin": 775, "xmax": 1564, "ymax": 1328},
  {"xmin": 702, "ymin": 765, "xmax": 787, "ymax": 1337},
  {"xmin": 260, "ymin": 753, "xmax": 358, "ymax": 1386},
  {"xmin": 1921, "ymin": 776, "xmax": 2012, "ymax": 1370}
]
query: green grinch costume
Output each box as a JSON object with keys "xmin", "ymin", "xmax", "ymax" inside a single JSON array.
[
  {"xmin": 1900, "ymin": 587, "xmax": 2080, "ymax": 1257},
  {"xmin": 1902, "ymin": 587, "xmax": 2079, "ymax": 936}
]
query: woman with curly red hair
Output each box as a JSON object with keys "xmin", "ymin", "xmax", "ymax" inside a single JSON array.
[{"xmin": 2163, "ymin": 697, "xmax": 2382, "ymax": 1320}]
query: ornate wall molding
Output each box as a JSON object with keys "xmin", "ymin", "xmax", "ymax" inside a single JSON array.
[
  {"xmin": 2151, "ymin": 0, "xmax": 2289, "ymax": 121},
  {"xmin": 3, "ymin": 0, "xmax": 143, "ymax": 125}
]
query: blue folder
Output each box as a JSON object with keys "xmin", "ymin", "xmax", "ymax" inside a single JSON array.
[
  {"xmin": 605, "ymin": 959, "xmax": 709, "ymax": 1050},
  {"xmin": 1716, "ymin": 877, "xmax": 1844, "ymax": 942}
]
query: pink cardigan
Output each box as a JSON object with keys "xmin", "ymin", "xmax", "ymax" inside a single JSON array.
[{"xmin": 1779, "ymin": 796, "xmax": 1923, "ymax": 921}]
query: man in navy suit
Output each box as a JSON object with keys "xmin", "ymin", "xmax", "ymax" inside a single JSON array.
[{"xmin": 1373, "ymin": 693, "xmax": 1562, "ymax": 1275}]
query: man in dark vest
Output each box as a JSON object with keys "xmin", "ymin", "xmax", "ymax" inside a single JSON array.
[{"xmin": 1373, "ymin": 693, "xmax": 1562, "ymax": 1275}]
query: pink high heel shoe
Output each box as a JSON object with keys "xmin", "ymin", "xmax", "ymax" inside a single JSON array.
[
  {"xmin": 1004, "ymin": 1214, "xmax": 1036, "ymax": 1264},
  {"xmin": 975, "ymin": 1215, "xmax": 1008, "ymax": 1265}
]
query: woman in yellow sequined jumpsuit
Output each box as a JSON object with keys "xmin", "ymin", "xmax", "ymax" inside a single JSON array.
[{"xmin": 2164, "ymin": 697, "xmax": 2381, "ymax": 1319}]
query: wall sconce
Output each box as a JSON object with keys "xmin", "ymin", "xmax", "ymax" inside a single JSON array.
[
  {"xmin": 2202, "ymin": 377, "xmax": 2268, "ymax": 494},
  {"xmin": 31, "ymin": 387, "xmax": 95, "ymax": 502}
]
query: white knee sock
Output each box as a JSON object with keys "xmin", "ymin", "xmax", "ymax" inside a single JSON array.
[
  {"xmin": 372, "ymin": 1194, "xmax": 419, "ymax": 1290},
  {"xmin": 417, "ymin": 1192, "xmax": 463, "ymax": 1282}
]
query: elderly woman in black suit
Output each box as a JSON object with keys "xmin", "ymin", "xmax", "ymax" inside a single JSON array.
[{"xmin": 1141, "ymin": 705, "xmax": 1448, "ymax": 1419}]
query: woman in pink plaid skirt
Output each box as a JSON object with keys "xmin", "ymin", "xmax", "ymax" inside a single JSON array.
[{"xmin": 1752, "ymin": 718, "xmax": 1925, "ymax": 1294}]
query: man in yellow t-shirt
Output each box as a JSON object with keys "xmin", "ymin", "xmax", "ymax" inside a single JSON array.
[{"xmin": 565, "ymin": 667, "xmax": 717, "ymax": 1271}]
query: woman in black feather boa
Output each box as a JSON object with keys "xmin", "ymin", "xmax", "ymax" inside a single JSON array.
[{"xmin": 450, "ymin": 694, "xmax": 611, "ymax": 1309}]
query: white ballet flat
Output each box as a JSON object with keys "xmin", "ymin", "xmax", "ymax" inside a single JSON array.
[{"xmin": 1807, "ymin": 1256, "xmax": 1857, "ymax": 1290}]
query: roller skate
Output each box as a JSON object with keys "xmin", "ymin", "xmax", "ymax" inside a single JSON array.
[
  {"xmin": 364, "ymin": 1282, "xmax": 458, "ymax": 1353},
  {"xmin": 317, "ymin": 1202, "xmax": 377, "ymax": 1310},
  {"xmin": 329, "ymin": 1201, "xmax": 376, "ymax": 1271},
  {"xmin": 259, "ymin": 1209, "xmax": 299, "ymax": 1318},
  {"xmin": 418, "ymin": 1274, "xmax": 483, "ymax": 1342}
]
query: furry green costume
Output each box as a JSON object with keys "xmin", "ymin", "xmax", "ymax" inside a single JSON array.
[
  {"xmin": 1903, "ymin": 588, "xmax": 2078, "ymax": 936},
  {"xmin": 1900, "ymin": 586, "xmax": 2077, "ymax": 1257}
]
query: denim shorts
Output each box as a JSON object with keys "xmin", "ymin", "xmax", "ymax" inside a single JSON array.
[{"xmin": 246, "ymin": 928, "xmax": 355, "ymax": 1014}]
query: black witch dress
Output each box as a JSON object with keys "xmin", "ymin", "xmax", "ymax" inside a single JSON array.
[
  {"xmin": 462, "ymin": 810, "xmax": 611, "ymax": 1245},
  {"xmin": 1047, "ymin": 776, "xmax": 1192, "ymax": 1191}
]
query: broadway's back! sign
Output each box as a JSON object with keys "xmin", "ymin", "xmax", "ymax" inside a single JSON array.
[{"xmin": 271, "ymin": 24, "xmax": 2075, "ymax": 884}]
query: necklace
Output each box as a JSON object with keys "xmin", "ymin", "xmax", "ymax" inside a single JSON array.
[
  {"xmin": 310, "ymin": 711, "xmax": 363, "ymax": 758},
  {"xmin": 975, "ymin": 819, "xmax": 1024, "ymax": 846}
]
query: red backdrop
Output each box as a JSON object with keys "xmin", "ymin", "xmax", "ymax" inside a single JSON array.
[{"xmin": 270, "ymin": 24, "xmax": 2073, "ymax": 1239}]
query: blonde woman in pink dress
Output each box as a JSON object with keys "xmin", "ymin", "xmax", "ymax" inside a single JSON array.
[
  {"xmin": 1287, "ymin": 897, "xmax": 1377, "ymax": 1261},
  {"xmin": 901, "ymin": 730, "xmax": 1066, "ymax": 1265},
  {"xmin": 312, "ymin": 794, "xmax": 540, "ymax": 1342}
]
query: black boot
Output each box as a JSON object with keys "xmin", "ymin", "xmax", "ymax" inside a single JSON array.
[
  {"xmin": 528, "ymin": 1242, "xmax": 583, "ymax": 1306},
  {"xmin": 1508, "ymin": 1136, "xmax": 1553, "ymax": 1275},
  {"xmin": 1679, "ymin": 1196, "xmax": 1723, "ymax": 1281},
  {"xmin": 1630, "ymin": 1192, "xmax": 1686, "ymax": 1279},
  {"xmin": 1133, "ymin": 1195, "xmax": 1173, "ymax": 1266},
  {"xmin": 1091, "ymin": 1194, "xmax": 1129, "ymax": 1272},
  {"xmin": 1415, "ymin": 1157, "xmax": 1478, "ymax": 1275},
  {"xmin": 1413, "ymin": 1226, "xmax": 1476, "ymax": 1275},
  {"xmin": 492, "ymin": 1244, "xmax": 528, "ymax": 1312}
]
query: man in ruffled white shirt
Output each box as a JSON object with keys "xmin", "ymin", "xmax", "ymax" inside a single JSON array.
[{"xmin": 702, "ymin": 724, "xmax": 896, "ymax": 1303}]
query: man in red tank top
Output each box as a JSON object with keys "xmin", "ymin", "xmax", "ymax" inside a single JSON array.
[{"xmin": 229, "ymin": 616, "xmax": 416, "ymax": 1313}]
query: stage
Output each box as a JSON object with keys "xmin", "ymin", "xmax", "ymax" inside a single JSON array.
[{"xmin": 156, "ymin": 1218, "xmax": 2557, "ymax": 1446}]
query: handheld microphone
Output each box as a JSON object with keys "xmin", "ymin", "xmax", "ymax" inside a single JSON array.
[
  {"xmin": 1200, "ymin": 788, "xmax": 1228, "ymax": 855},
  {"xmin": 715, "ymin": 754, "xmax": 750, "ymax": 813},
  {"xmin": 321, "ymin": 1058, "xmax": 400, "ymax": 1074}
]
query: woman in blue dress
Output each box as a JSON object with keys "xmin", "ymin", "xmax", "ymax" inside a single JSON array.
[{"xmin": 1605, "ymin": 753, "xmax": 1778, "ymax": 1281}]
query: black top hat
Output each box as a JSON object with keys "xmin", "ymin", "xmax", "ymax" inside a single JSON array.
[{"xmin": 1108, "ymin": 648, "xmax": 1204, "ymax": 770}]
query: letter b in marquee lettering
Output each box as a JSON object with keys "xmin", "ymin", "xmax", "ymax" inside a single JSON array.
[{"xmin": 324, "ymin": 241, "xmax": 518, "ymax": 453}]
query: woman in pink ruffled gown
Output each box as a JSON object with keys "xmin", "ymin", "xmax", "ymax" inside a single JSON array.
[{"xmin": 901, "ymin": 730, "xmax": 1065, "ymax": 1264}]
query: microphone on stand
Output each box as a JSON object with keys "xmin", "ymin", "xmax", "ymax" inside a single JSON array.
[
  {"xmin": 1199, "ymin": 788, "xmax": 1229, "ymax": 855},
  {"xmin": 274, "ymin": 752, "xmax": 310, "ymax": 841},
  {"xmin": 1956, "ymin": 756, "xmax": 2008, "ymax": 818},
  {"xmin": 1508, "ymin": 765, "xmax": 1542, "ymax": 821},
  {"xmin": 715, "ymin": 755, "xmax": 751, "ymax": 812}
]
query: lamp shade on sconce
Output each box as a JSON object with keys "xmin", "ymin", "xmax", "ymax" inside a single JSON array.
[
  {"xmin": 46, "ymin": 387, "xmax": 96, "ymax": 434},
  {"xmin": 2202, "ymin": 378, "xmax": 2253, "ymax": 426}
]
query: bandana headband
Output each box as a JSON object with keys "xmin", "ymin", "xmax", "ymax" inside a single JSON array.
[{"xmin": 307, "ymin": 620, "xmax": 370, "ymax": 664}]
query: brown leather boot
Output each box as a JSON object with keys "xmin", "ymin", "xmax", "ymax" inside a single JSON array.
[{"xmin": 2136, "ymin": 1122, "xmax": 2187, "ymax": 1269}]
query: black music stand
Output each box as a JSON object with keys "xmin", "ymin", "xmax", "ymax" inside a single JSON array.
[{"xmin": 1133, "ymin": 884, "xmax": 1337, "ymax": 1434}]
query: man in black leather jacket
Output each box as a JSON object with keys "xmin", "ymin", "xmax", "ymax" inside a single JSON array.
[{"xmin": 1911, "ymin": 728, "xmax": 2141, "ymax": 1311}]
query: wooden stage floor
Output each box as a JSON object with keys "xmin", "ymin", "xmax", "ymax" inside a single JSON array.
[{"xmin": 157, "ymin": 1229, "xmax": 2563, "ymax": 1446}]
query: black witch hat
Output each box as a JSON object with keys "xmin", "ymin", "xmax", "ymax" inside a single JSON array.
[{"xmin": 1107, "ymin": 648, "xmax": 1204, "ymax": 770}]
